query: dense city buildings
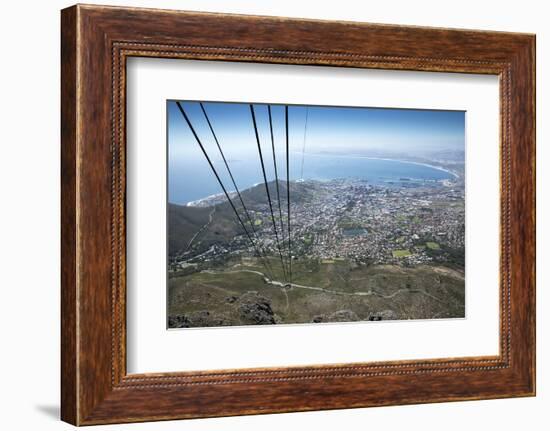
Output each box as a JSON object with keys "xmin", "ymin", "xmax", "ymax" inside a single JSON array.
[{"xmin": 167, "ymin": 161, "xmax": 465, "ymax": 328}]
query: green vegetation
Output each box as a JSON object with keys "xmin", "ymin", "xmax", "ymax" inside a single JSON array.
[
  {"xmin": 426, "ymin": 244, "xmax": 465, "ymax": 270},
  {"xmin": 168, "ymin": 260, "xmax": 465, "ymax": 327},
  {"xmin": 168, "ymin": 179, "xmax": 465, "ymax": 328},
  {"xmin": 167, "ymin": 204, "xmax": 214, "ymax": 255},
  {"xmin": 426, "ymin": 242, "xmax": 440, "ymax": 250},
  {"xmin": 392, "ymin": 249, "xmax": 412, "ymax": 258}
]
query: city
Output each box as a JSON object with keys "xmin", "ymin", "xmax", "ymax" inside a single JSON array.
[{"xmin": 168, "ymin": 165, "xmax": 465, "ymax": 328}]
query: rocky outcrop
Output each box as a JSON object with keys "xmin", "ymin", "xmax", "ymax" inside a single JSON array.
[
  {"xmin": 368, "ymin": 309, "xmax": 398, "ymax": 321},
  {"xmin": 168, "ymin": 310, "xmax": 231, "ymax": 328},
  {"xmin": 312, "ymin": 309, "xmax": 359, "ymax": 323},
  {"xmin": 238, "ymin": 292, "xmax": 276, "ymax": 325}
]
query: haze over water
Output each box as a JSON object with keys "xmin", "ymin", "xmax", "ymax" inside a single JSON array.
[
  {"xmin": 168, "ymin": 101, "xmax": 464, "ymax": 205},
  {"xmin": 169, "ymin": 153, "xmax": 453, "ymax": 205}
]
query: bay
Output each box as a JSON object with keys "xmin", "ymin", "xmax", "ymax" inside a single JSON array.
[{"xmin": 168, "ymin": 153, "xmax": 454, "ymax": 205}]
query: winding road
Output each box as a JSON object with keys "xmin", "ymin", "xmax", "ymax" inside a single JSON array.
[
  {"xmin": 185, "ymin": 207, "xmax": 216, "ymax": 252},
  {"xmin": 201, "ymin": 268, "xmax": 445, "ymax": 302}
]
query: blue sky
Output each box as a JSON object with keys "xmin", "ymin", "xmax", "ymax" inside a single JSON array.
[
  {"xmin": 168, "ymin": 101, "xmax": 465, "ymax": 163},
  {"xmin": 167, "ymin": 101, "xmax": 464, "ymax": 204}
]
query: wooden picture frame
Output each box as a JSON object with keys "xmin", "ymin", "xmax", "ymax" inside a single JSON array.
[{"xmin": 61, "ymin": 4, "xmax": 535, "ymax": 425}]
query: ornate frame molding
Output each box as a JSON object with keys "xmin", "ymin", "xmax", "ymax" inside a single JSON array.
[{"xmin": 61, "ymin": 5, "xmax": 535, "ymax": 425}]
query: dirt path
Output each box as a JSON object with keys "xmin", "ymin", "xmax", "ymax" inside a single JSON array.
[
  {"xmin": 200, "ymin": 268, "xmax": 446, "ymax": 303},
  {"xmin": 185, "ymin": 207, "xmax": 216, "ymax": 252}
]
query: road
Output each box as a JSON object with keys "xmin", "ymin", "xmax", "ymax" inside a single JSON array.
[
  {"xmin": 201, "ymin": 268, "xmax": 446, "ymax": 302},
  {"xmin": 184, "ymin": 206, "xmax": 216, "ymax": 252}
]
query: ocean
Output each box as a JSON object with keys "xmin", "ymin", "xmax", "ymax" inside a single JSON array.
[{"xmin": 168, "ymin": 153, "xmax": 454, "ymax": 205}]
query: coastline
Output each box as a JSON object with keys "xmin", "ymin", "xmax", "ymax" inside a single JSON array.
[
  {"xmin": 185, "ymin": 182, "xmax": 262, "ymax": 207},
  {"xmin": 297, "ymin": 152, "xmax": 460, "ymax": 179},
  {"xmin": 181, "ymin": 155, "xmax": 459, "ymax": 207},
  {"xmin": 185, "ymin": 192, "xmax": 228, "ymax": 207}
]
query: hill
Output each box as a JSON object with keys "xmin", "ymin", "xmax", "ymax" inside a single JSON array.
[
  {"xmin": 169, "ymin": 180, "xmax": 320, "ymax": 257},
  {"xmin": 168, "ymin": 204, "xmax": 212, "ymax": 255}
]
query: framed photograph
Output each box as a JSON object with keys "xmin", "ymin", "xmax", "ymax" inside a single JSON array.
[
  {"xmin": 165, "ymin": 101, "xmax": 467, "ymax": 329},
  {"xmin": 61, "ymin": 4, "xmax": 535, "ymax": 425}
]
